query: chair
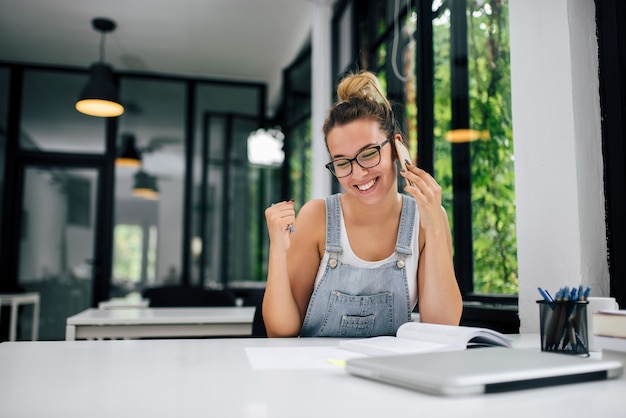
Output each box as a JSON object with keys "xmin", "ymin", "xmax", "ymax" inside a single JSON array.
[
  {"xmin": 251, "ymin": 290, "xmax": 267, "ymax": 337},
  {"xmin": 142, "ymin": 286, "xmax": 236, "ymax": 307}
]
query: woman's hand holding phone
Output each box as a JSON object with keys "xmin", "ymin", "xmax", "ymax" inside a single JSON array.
[{"xmin": 395, "ymin": 139, "xmax": 415, "ymax": 187}]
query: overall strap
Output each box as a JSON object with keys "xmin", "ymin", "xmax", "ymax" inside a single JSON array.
[
  {"xmin": 324, "ymin": 194, "xmax": 342, "ymax": 268},
  {"xmin": 395, "ymin": 195, "xmax": 415, "ymax": 268}
]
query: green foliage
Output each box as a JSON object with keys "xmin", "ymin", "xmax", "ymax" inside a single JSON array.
[
  {"xmin": 434, "ymin": 0, "xmax": 518, "ymax": 294},
  {"xmin": 289, "ymin": 119, "xmax": 313, "ymax": 211},
  {"xmin": 113, "ymin": 224, "xmax": 143, "ymax": 282}
]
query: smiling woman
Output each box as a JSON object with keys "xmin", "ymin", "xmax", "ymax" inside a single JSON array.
[{"xmin": 262, "ymin": 71, "xmax": 463, "ymax": 338}]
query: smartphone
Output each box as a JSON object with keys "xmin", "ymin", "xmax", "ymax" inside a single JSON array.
[{"xmin": 394, "ymin": 139, "xmax": 414, "ymax": 186}]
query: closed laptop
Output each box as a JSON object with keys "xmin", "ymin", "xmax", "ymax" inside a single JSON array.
[{"xmin": 345, "ymin": 346, "xmax": 623, "ymax": 396}]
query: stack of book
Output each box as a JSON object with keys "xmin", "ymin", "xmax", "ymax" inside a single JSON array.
[{"xmin": 592, "ymin": 309, "xmax": 626, "ymax": 365}]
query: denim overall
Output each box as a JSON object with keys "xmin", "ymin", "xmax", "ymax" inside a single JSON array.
[{"xmin": 300, "ymin": 193, "xmax": 415, "ymax": 337}]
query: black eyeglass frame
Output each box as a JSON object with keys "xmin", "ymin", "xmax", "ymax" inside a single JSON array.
[{"xmin": 324, "ymin": 137, "xmax": 392, "ymax": 178}]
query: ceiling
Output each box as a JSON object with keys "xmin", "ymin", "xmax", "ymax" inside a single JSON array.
[
  {"xmin": 0, "ymin": 0, "xmax": 314, "ymax": 114},
  {"xmin": 0, "ymin": 0, "xmax": 315, "ymax": 191}
]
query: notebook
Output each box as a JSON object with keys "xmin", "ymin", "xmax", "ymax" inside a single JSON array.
[{"xmin": 345, "ymin": 346, "xmax": 623, "ymax": 396}]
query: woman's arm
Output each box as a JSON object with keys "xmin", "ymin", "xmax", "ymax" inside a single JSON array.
[
  {"xmin": 262, "ymin": 199, "xmax": 325, "ymax": 337},
  {"xmin": 401, "ymin": 165, "xmax": 463, "ymax": 325}
]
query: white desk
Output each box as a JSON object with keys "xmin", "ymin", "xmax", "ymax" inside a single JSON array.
[
  {"xmin": 0, "ymin": 292, "xmax": 39, "ymax": 341},
  {"xmin": 65, "ymin": 307, "xmax": 255, "ymax": 340},
  {"xmin": 0, "ymin": 335, "xmax": 623, "ymax": 418}
]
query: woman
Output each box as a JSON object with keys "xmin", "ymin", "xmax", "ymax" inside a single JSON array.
[{"xmin": 263, "ymin": 71, "xmax": 462, "ymax": 337}]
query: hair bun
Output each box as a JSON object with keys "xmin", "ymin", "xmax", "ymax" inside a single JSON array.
[{"xmin": 337, "ymin": 71, "xmax": 390, "ymax": 108}]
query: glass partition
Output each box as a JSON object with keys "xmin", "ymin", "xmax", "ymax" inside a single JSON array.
[
  {"xmin": 112, "ymin": 77, "xmax": 185, "ymax": 295},
  {"xmin": 20, "ymin": 167, "xmax": 98, "ymax": 340},
  {"xmin": 192, "ymin": 82, "xmax": 265, "ymax": 291},
  {"xmin": 0, "ymin": 67, "xmax": 9, "ymax": 249},
  {"xmin": 21, "ymin": 70, "xmax": 106, "ymax": 153}
]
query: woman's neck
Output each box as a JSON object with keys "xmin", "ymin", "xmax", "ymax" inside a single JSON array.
[{"xmin": 340, "ymin": 187, "xmax": 402, "ymax": 226}]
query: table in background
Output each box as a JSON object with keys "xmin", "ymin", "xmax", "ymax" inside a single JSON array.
[
  {"xmin": 0, "ymin": 292, "xmax": 39, "ymax": 341},
  {"xmin": 65, "ymin": 306, "xmax": 255, "ymax": 340},
  {"xmin": 0, "ymin": 335, "xmax": 624, "ymax": 418},
  {"xmin": 97, "ymin": 293, "xmax": 150, "ymax": 309}
]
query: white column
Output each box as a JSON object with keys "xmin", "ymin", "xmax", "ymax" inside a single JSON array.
[
  {"xmin": 509, "ymin": 0, "xmax": 607, "ymax": 333},
  {"xmin": 568, "ymin": 0, "xmax": 608, "ymax": 300},
  {"xmin": 311, "ymin": 0, "xmax": 333, "ymax": 199}
]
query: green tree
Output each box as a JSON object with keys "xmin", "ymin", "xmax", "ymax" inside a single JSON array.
[
  {"xmin": 113, "ymin": 224, "xmax": 143, "ymax": 282},
  {"xmin": 434, "ymin": 0, "xmax": 518, "ymax": 294}
]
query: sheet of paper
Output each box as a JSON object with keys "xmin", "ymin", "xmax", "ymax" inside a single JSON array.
[{"xmin": 245, "ymin": 346, "xmax": 365, "ymax": 370}]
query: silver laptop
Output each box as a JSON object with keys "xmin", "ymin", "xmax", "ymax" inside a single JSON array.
[{"xmin": 345, "ymin": 347, "xmax": 623, "ymax": 396}]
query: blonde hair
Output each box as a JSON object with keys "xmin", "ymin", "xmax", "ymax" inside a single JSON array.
[
  {"xmin": 322, "ymin": 71, "xmax": 400, "ymax": 154},
  {"xmin": 336, "ymin": 71, "xmax": 391, "ymax": 108}
]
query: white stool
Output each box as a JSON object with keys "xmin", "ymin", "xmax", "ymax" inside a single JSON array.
[{"xmin": 0, "ymin": 292, "xmax": 40, "ymax": 341}]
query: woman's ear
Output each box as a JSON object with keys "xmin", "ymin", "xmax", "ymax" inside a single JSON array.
[{"xmin": 390, "ymin": 134, "xmax": 404, "ymax": 161}]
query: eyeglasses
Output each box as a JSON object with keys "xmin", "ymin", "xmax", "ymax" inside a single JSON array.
[{"xmin": 325, "ymin": 138, "xmax": 391, "ymax": 178}]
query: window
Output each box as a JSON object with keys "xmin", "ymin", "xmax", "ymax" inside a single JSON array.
[
  {"xmin": 113, "ymin": 224, "xmax": 143, "ymax": 283},
  {"xmin": 281, "ymin": 47, "xmax": 312, "ymax": 210},
  {"xmin": 337, "ymin": 0, "xmax": 517, "ymax": 300},
  {"xmin": 116, "ymin": 77, "xmax": 186, "ymax": 291},
  {"xmin": 112, "ymin": 223, "xmax": 158, "ymax": 289},
  {"xmin": 432, "ymin": 0, "xmax": 517, "ymax": 296}
]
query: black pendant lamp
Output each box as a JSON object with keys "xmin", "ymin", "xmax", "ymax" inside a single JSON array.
[
  {"xmin": 132, "ymin": 170, "xmax": 160, "ymax": 200},
  {"xmin": 75, "ymin": 18, "xmax": 124, "ymax": 117},
  {"xmin": 116, "ymin": 133, "xmax": 142, "ymax": 167}
]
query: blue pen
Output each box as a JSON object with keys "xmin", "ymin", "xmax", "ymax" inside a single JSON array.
[
  {"xmin": 288, "ymin": 225, "xmax": 295, "ymax": 233},
  {"xmin": 537, "ymin": 287, "xmax": 554, "ymax": 303}
]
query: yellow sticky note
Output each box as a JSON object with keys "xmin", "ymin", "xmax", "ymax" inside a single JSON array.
[{"xmin": 326, "ymin": 359, "xmax": 346, "ymax": 368}]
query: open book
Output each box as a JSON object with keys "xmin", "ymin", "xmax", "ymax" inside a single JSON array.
[{"xmin": 338, "ymin": 322, "xmax": 513, "ymax": 356}]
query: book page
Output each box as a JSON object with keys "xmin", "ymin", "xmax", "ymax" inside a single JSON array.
[
  {"xmin": 396, "ymin": 322, "xmax": 480, "ymax": 345},
  {"xmin": 338, "ymin": 336, "xmax": 464, "ymax": 356},
  {"xmin": 396, "ymin": 322, "xmax": 512, "ymax": 347},
  {"xmin": 338, "ymin": 323, "xmax": 512, "ymax": 356}
]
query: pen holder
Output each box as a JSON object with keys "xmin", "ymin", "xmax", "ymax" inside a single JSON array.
[{"xmin": 537, "ymin": 300, "xmax": 589, "ymax": 356}]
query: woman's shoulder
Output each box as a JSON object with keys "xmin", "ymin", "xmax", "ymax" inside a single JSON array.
[
  {"xmin": 293, "ymin": 199, "xmax": 327, "ymax": 252},
  {"xmin": 297, "ymin": 198, "xmax": 326, "ymax": 222}
]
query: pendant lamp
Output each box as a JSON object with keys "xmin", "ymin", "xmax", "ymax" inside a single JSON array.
[
  {"xmin": 116, "ymin": 133, "xmax": 142, "ymax": 167},
  {"xmin": 132, "ymin": 170, "xmax": 160, "ymax": 200},
  {"xmin": 75, "ymin": 18, "xmax": 124, "ymax": 117},
  {"xmin": 443, "ymin": 129, "xmax": 490, "ymax": 143}
]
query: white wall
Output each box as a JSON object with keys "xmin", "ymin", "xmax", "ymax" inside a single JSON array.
[
  {"xmin": 510, "ymin": 0, "xmax": 608, "ymax": 333},
  {"xmin": 311, "ymin": 0, "xmax": 334, "ymax": 200},
  {"xmin": 19, "ymin": 170, "xmax": 65, "ymax": 281}
]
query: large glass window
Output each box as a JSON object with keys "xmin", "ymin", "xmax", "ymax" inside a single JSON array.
[
  {"xmin": 466, "ymin": 1, "xmax": 516, "ymax": 293},
  {"xmin": 0, "ymin": 67, "xmax": 8, "ymax": 248},
  {"xmin": 113, "ymin": 224, "xmax": 143, "ymax": 283},
  {"xmin": 19, "ymin": 167, "xmax": 98, "ymax": 340},
  {"xmin": 113, "ymin": 77, "xmax": 185, "ymax": 295},
  {"xmin": 345, "ymin": 0, "xmax": 517, "ymax": 298},
  {"xmin": 283, "ymin": 50, "xmax": 312, "ymax": 209},
  {"xmin": 432, "ymin": 0, "xmax": 516, "ymax": 295},
  {"xmin": 21, "ymin": 70, "xmax": 106, "ymax": 153},
  {"xmin": 192, "ymin": 82, "xmax": 265, "ymax": 289}
]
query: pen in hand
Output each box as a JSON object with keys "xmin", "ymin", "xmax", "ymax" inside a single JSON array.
[{"xmin": 269, "ymin": 200, "xmax": 295, "ymax": 234}]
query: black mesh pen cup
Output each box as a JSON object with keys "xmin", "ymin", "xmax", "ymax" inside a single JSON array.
[{"xmin": 537, "ymin": 300, "xmax": 589, "ymax": 356}]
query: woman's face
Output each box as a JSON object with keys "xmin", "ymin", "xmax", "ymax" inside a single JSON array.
[{"xmin": 326, "ymin": 119, "xmax": 397, "ymax": 204}]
